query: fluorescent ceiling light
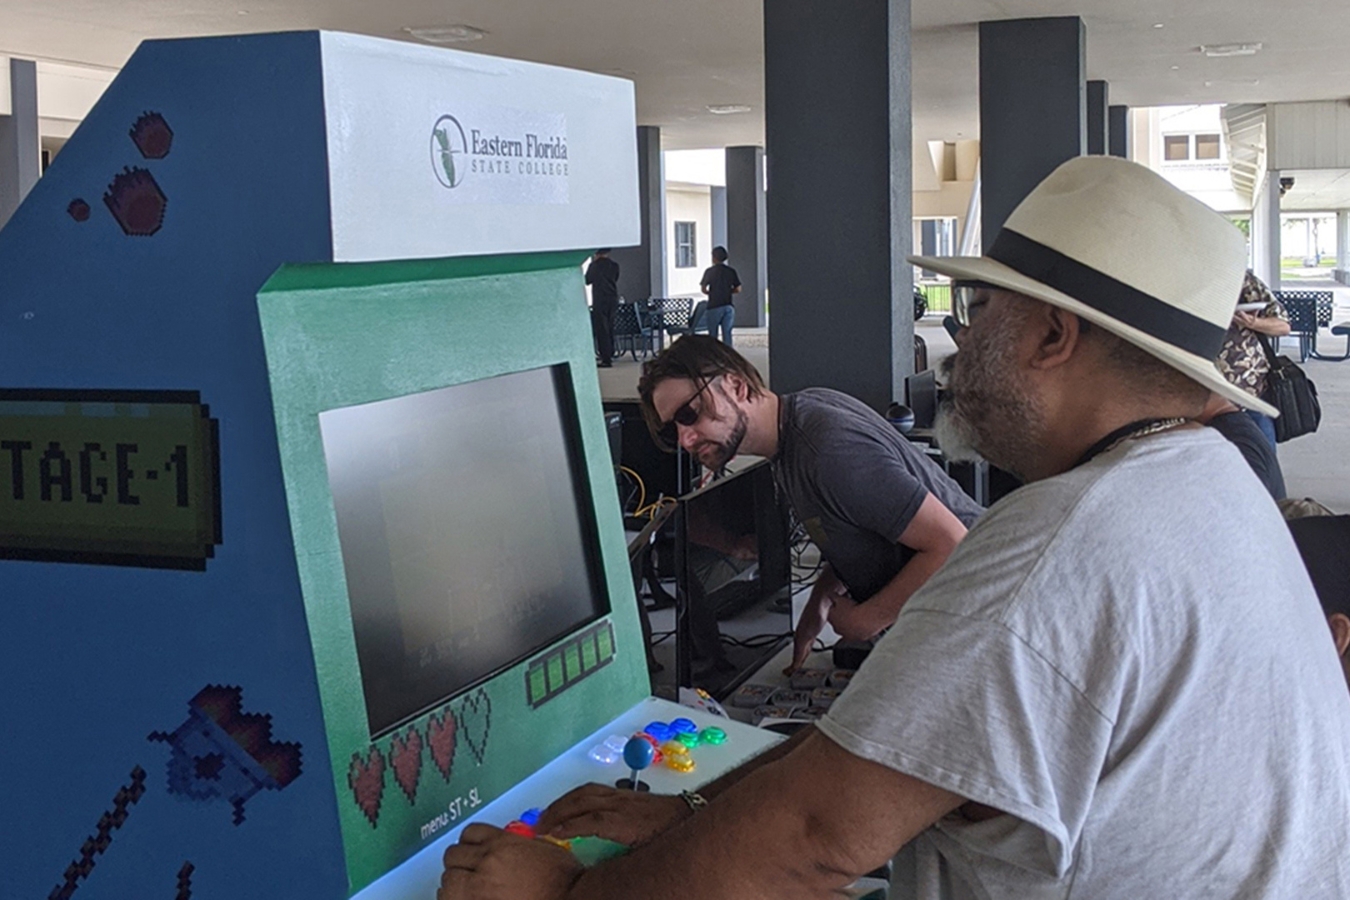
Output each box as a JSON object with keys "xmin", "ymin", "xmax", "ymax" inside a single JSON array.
[
  {"xmin": 404, "ymin": 25, "xmax": 488, "ymax": 44},
  {"xmin": 1200, "ymin": 42, "xmax": 1262, "ymax": 57},
  {"xmin": 707, "ymin": 104, "xmax": 752, "ymax": 115}
]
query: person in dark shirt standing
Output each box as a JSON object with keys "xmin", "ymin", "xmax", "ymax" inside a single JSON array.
[
  {"xmin": 585, "ymin": 248, "xmax": 620, "ymax": 368},
  {"xmin": 1195, "ymin": 392, "xmax": 1286, "ymax": 500},
  {"xmin": 699, "ymin": 245, "xmax": 741, "ymax": 346}
]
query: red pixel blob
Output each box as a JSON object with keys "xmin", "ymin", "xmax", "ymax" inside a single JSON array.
[
  {"xmin": 129, "ymin": 111, "xmax": 173, "ymax": 159},
  {"xmin": 103, "ymin": 167, "xmax": 167, "ymax": 236}
]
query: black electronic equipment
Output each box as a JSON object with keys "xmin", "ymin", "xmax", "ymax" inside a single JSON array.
[
  {"xmin": 604, "ymin": 400, "xmax": 700, "ymax": 501},
  {"xmin": 904, "ymin": 369, "xmax": 938, "ymax": 430},
  {"xmin": 318, "ymin": 365, "xmax": 610, "ymax": 738},
  {"xmin": 662, "ymin": 461, "xmax": 791, "ymax": 700}
]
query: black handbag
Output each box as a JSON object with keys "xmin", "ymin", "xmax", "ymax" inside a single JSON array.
[{"xmin": 1258, "ymin": 335, "xmax": 1321, "ymax": 442}]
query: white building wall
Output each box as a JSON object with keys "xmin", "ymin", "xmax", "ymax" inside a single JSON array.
[
  {"xmin": 1140, "ymin": 104, "xmax": 1245, "ymax": 213},
  {"xmin": 0, "ymin": 56, "xmax": 116, "ymax": 149},
  {"xmin": 665, "ymin": 182, "xmax": 713, "ymax": 298}
]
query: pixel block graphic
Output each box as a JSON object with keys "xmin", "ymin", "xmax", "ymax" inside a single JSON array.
[{"xmin": 149, "ymin": 685, "xmax": 303, "ymax": 825}]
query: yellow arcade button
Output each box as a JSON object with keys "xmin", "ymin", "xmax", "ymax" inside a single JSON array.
[{"xmin": 665, "ymin": 755, "xmax": 697, "ymax": 773}]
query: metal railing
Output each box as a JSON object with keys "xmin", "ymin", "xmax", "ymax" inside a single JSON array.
[{"xmin": 917, "ymin": 282, "xmax": 952, "ymax": 315}]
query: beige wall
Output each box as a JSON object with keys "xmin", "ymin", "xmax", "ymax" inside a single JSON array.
[
  {"xmin": 665, "ymin": 182, "xmax": 713, "ymax": 297},
  {"xmin": 912, "ymin": 180, "xmax": 975, "ymax": 237}
]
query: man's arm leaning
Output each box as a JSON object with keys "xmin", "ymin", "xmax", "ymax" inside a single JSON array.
[
  {"xmin": 827, "ymin": 493, "xmax": 968, "ymax": 641},
  {"xmin": 565, "ymin": 730, "xmax": 963, "ymax": 900}
]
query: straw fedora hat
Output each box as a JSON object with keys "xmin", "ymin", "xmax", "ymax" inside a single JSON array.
[{"xmin": 910, "ymin": 156, "xmax": 1277, "ymax": 417}]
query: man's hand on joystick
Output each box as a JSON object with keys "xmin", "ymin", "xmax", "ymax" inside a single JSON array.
[{"xmin": 537, "ymin": 784, "xmax": 693, "ymax": 848}]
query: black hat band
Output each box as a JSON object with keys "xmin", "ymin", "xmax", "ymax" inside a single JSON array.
[{"xmin": 987, "ymin": 229, "xmax": 1227, "ymax": 359}]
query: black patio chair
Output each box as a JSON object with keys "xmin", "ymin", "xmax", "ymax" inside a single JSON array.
[
  {"xmin": 1273, "ymin": 291, "xmax": 1333, "ymax": 362},
  {"xmin": 665, "ymin": 300, "xmax": 710, "ymax": 341},
  {"xmin": 612, "ymin": 302, "xmax": 657, "ymax": 361}
]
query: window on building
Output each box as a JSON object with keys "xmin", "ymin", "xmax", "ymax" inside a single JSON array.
[
  {"xmin": 1195, "ymin": 133, "xmax": 1222, "ymax": 160},
  {"xmin": 1163, "ymin": 135, "xmax": 1191, "ymax": 161},
  {"xmin": 675, "ymin": 221, "xmax": 697, "ymax": 268}
]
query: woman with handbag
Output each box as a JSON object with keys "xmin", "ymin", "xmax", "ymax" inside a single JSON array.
[{"xmin": 1216, "ymin": 270, "xmax": 1292, "ymax": 448}]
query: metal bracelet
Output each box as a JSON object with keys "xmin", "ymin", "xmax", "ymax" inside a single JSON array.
[{"xmin": 678, "ymin": 790, "xmax": 708, "ymax": 813}]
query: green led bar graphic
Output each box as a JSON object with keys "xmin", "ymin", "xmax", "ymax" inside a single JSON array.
[{"xmin": 526, "ymin": 620, "xmax": 616, "ymax": 708}]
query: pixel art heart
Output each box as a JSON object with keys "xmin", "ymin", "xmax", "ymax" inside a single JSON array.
[
  {"xmin": 427, "ymin": 710, "xmax": 458, "ymax": 782},
  {"xmin": 458, "ymin": 689, "xmax": 492, "ymax": 766},
  {"xmin": 348, "ymin": 747, "xmax": 386, "ymax": 827},
  {"xmin": 390, "ymin": 726, "xmax": 424, "ymax": 804}
]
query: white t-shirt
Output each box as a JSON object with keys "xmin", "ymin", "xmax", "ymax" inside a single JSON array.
[{"xmin": 818, "ymin": 428, "xmax": 1350, "ymax": 899}]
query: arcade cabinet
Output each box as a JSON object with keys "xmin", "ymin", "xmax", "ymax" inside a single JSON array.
[{"xmin": 0, "ymin": 31, "xmax": 778, "ymax": 900}]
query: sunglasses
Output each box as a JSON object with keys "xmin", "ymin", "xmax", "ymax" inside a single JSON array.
[
  {"xmin": 951, "ymin": 281, "xmax": 1000, "ymax": 328},
  {"xmin": 656, "ymin": 376, "xmax": 719, "ymax": 450}
]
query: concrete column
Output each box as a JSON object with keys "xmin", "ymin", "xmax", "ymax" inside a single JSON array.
[
  {"xmin": 725, "ymin": 145, "xmax": 767, "ymax": 328},
  {"xmin": 1087, "ymin": 80, "xmax": 1108, "ymax": 156},
  {"xmin": 765, "ymin": 0, "xmax": 913, "ymax": 410},
  {"xmin": 710, "ymin": 185, "xmax": 728, "ymax": 249},
  {"xmin": 612, "ymin": 125, "xmax": 666, "ymax": 302},
  {"xmin": 1336, "ymin": 209, "xmax": 1350, "ymax": 285},
  {"xmin": 0, "ymin": 58, "xmax": 40, "ymax": 230},
  {"xmin": 979, "ymin": 17, "xmax": 1086, "ymax": 240},
  {"xmin": 1251, "ymin": 171, "xmax": 1282, "ymax": 291},
  {"xmin": 1108, "ymin": 105, "xmax": 1130, "ymax": 159}
]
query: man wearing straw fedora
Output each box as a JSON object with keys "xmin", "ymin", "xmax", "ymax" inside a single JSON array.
[{"xmin": 440, "ymin": 158, "xmax": 1350, "ymax": 900}]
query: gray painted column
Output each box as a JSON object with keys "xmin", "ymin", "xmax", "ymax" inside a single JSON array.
[
  {"xmin": 0, "ymin": 58, "xmax": 40, "ymax": 229},
  {"xmin": 1108, "ymin": 105, "xmax": 1130, "ymax": 159},
  {"xmin": 725, "ymin": 145, "xmax": 767, "ymax": 328},
  {"xmin": 710, "ymin": 185, "xmax": 727, "ymax": 250},
  {"xmin": 765, "ymin": 0, "xmax": 913, "ymax": 410},
  {"xmin": 1335, "ymin": 209, "xmax": 1349, "ymax": 285},
  {"xmin": 612, "ymin": 125, "xmax": 666, "ymax": 302},
  {"xmin": 979, "ymin": 17, "xmax": 1086, "ymax": 240},
  {"xmin": 1087, "ymin": 81, "xmax": 1108, "ymax": 156},
  {"xmin": 1252, "ymin": 171, "xmax": 1282, "ymax": 290}
]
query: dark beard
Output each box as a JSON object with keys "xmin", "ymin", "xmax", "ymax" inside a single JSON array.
[{"xmin": 698, "ymin": 407, "xmax": 749, "ymax": 472}]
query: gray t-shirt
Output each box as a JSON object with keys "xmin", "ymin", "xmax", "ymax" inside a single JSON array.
[
  {"xmin": 819, "ymin": 428, "xmax": 1350, "ymax": 898},
  {"xmin": 772, "ymin": 388, "xmax": 983, "ymax": 602}
]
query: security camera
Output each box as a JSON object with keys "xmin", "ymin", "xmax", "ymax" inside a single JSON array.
[{"xmin": 1279, "ymin": 176, "xmax": 1295, "ymax": 196}]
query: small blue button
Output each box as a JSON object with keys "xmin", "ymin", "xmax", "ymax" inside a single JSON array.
[
  {"xmin": 520, "ymin": 808, "xmax": 543, "ymax": 826},
  {"xmin": 643, "ymin": 721, "xmax": 674, "ymax": 742},
  {"xmin": 670, "ymin": 718, "xmax": 697, "ymax": 734}
]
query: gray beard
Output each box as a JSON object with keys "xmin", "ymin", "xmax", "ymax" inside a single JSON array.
[
  {"xmin": 935, "ymin": 326, "xmax": 1045, "ymax": 481},
  {"xmin": 933, "ymin": 395, "xmax": 986, "ymax": 464}
]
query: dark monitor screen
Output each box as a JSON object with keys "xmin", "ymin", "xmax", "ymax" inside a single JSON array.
[
  {"xmin": 905, "ymin": 369, "xmax": 937, "ymax": 430},
  {"xmin": 318, "ymin": 365, "xmax": 609, "ymax": 738}
]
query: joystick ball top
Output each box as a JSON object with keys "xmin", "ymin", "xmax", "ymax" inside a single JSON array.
[{"xmin": 622, "ymin": 736, "xmax": 656, "ymax": 771}]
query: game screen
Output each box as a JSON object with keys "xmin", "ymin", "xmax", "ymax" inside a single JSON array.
[{"xmin": 319, "ymin": 365, "xmax": 609, "ymax": 738}]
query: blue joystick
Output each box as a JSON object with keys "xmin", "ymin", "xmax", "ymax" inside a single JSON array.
[{"xmin": 617, "ymin": 736, "xmax": 655, "ymax": 792}]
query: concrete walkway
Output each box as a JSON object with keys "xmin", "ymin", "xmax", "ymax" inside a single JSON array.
[{"xmin": 597, "ymin": 296, "xmax": 1350, "ymax": 512}]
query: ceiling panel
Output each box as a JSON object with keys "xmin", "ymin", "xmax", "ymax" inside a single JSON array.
[{"xmin": 0, "ymin": 0, "xmax": 1346, "ymax": 149}]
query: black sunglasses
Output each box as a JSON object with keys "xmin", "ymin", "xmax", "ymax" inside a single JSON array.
[{"xmin": 656, "ymin": 376, "xmax": 719, "ymax": 450}]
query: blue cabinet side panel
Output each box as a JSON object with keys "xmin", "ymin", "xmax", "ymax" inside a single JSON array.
[{"xmin": 0, "ymin": 32, "xmax": 348, "ymax": 899}]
